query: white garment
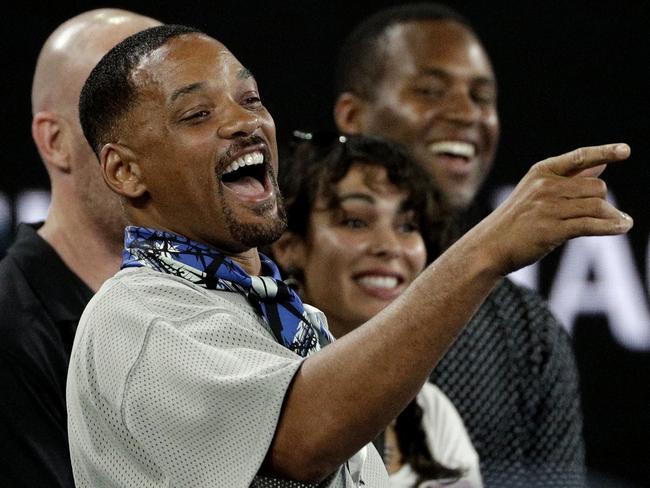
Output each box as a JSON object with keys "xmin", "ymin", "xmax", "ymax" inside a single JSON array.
[
  {"xmin": 390, "ymin": 463, "xmax": 475, "ymax": 488},
  {"xmin": 389, "ymin": 383, "xmax": 482, "ymax": 488},
  {"xmin": 67, "ymin": 267, "xmax": 388, "ymax": 487}
]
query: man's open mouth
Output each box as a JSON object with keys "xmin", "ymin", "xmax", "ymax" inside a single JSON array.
[
  {"xmin": 221, "ymin": 150, "xmax": 269, "ymax": 198},
  {"xmin": 428, "ymin": 141, "xmax": 476, "ymax": 160},
  {"xmin": 427, "ymin": 140, "xmax": 477, "ymax": 176}
]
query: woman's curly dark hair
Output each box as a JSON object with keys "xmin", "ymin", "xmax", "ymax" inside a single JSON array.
[{"xmin": 279, "ymin": 132, "xmax": 450, "ymax": 259}]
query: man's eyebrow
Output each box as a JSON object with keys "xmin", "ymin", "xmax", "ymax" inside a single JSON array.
[
  {"xmin": 237, "ymin": 68, "xmax": 254, "ymax": 80},
  {"xmin": 420, "ymin": 68, "xmax": 495, "ymax": 84},
  {"xmin": 420, "ymin": 68, "xmax": 449, "ymax": 79},
  {"xmin": 169, "ymin": 82, "xmax": 206, "ymax": 103}
]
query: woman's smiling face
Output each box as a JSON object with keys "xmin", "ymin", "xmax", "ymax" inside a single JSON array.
[{"xmin": 298, "ymin": 163, "xmax": 427, "ymax": 338}]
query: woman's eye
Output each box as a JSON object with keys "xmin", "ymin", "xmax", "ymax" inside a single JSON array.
[
  {"xmin": 342, "ymin": 218, "xmax": 367, "ymax": 229},
  {"xmin": 415, "ymin": 87, "xmax": 442, "ymax": 97},
  {"xmin": 400, "ymin": 223, "xmax": 419, "ymax": 232}
]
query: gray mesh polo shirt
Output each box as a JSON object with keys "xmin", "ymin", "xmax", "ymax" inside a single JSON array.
[{"xmin": 67, "ymin": 267, "xmax": 388, "ymax": 487}]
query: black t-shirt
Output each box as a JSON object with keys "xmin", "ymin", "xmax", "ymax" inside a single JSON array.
[{"xmin": 0, "ymin": 223, "xmax": 92, "ymax": 488}]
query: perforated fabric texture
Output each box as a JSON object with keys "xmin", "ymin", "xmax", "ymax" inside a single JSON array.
[
  {"xmin": 431, "ymin": 278, "xmax": 586, "ymax": 487},
  {"xmin": 67, "ymin": 267, "xmax": 388, "ymax": 487}
]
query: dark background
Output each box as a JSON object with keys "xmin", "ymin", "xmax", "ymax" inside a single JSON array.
[{"xmin": 2, "ymin": 1, "xmax": 648, "ymax": 486}]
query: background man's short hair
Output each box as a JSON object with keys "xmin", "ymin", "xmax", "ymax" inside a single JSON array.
[
  {"xmin": 79, "ymin": 24, "xmax": 203, "ymax": 156},
  {"xmin": 335, "ymin": 2, "xmax": 471, "ymax": 100}
]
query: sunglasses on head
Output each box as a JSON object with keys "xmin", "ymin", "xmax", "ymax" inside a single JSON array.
[
  {"xmin": 291, "ymin": 130, "xmax": 348, "ymax": 147},
  {"xmin": 287, "ymin": 130, "xmax": 351, "ymax": 167}
]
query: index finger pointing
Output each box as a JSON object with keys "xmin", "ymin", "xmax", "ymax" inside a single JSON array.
[{"xmin": 540, "ymin": 143, "xmax": 631, "ymax": 177}]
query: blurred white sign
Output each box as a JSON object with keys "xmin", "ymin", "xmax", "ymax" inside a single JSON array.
[{"xmin": 493, "ymin": 185, "xmax": 650, "ymax": 350}]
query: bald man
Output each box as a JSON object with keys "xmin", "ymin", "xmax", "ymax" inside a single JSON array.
[{"xmin": 0, "ymin": 9, "xmax": 160, "ymax": 487}]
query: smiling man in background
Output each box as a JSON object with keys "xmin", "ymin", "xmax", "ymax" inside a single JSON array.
[{"xmin": 335, "ymin": 3, "xmax": 587, "ymax": 486}]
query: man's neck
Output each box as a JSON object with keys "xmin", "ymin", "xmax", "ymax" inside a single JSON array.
[
  {"xmin": 228, "ymin": 248, "xmax": 262, "ymax": 276},
  {"xmin": 38, "ymin": 206, "xmax": 123, "ymax": 292}
]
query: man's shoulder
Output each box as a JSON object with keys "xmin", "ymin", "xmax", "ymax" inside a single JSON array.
[
  {"xmin": 473, "ymin": 278, "xmax": 574, "ymax": 370},
  {"xmin": 0, "ymin": 251, "xmax": 46, "ymax": 340},
  {"xmin": 488, "ymin": 277, "xmax": 556, "ymax": 318},
  {"xmin": 92, "ymin": 267, "xmax": 250, "ymax": 323},
  {"xmin": 0, "ymin": 251, "xmax": 29, "ymax": 302},
  {"xmin": 0, "ymin": 223, "xmax": 91, "ymax": 330},
  {"xmin": 441, "ymin": 277, "xmax": 571, "ymax": 372},
  {"xmin": 0, "ymin": 229, "xmax": 41, "ymax": 284}
]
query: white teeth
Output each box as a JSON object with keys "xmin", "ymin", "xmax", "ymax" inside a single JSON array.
[
  {"xmin": 223, "ymin": 151, "xmax": 264, "ymax": 175},
  {"xmin": 357, "ymin": 276, "xmax": 399, "ymax": 289},
  {"xmin": 428, "ymin": 141, "xmax": 476, "ymax": 158}
]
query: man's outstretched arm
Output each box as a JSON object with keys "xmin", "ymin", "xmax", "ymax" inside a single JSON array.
[{"xmin": 264, "ymin": 143, "xmax": 633, "ymax": 482}]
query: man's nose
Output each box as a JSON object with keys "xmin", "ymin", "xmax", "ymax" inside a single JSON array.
[
  {"xmin": 217, "ymin": 103, "xmax": 261, "ymax": 138},
  {"xmin": 441, "ymin": 87, "xmax": 481, "ymax": 125}
]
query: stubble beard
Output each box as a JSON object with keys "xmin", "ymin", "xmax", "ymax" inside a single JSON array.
[{"xmin": 221, "ymin": 168, "xmax": 288, "ymax": 249}]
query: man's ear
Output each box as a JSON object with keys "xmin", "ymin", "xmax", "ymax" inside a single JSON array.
[
  {"xmin": 334, "ymin": 92, "xmax": 367, "ymax": 135},
  {"xmin": 100, "ymin": 143, "xmax": 147, "ymax": 198},
  {"xmin": 31, "ymin": 112, "xmax": 72, "ymax": 172},
  {"xmin": 271, "ymin": 231, "xmax": 308, "ymax": 272}
]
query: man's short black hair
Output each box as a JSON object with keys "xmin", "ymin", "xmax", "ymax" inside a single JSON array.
[
  {"xmin": 280, "ymin": 132, "xmax": 447, "ymax": 257},
  {"xmin": 79, "ymin": 24, "xmax": 203, "ymax": 156},
  {"xmin": 336, "ymin": 2, "xmax": 472, "ymax": 100}
]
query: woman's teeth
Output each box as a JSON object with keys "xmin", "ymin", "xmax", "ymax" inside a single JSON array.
[{"xmin": 356, "ymin": 275, "xmax": 399, "ymax": 289}]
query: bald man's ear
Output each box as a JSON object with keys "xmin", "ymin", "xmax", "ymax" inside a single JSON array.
[
  {"xmin": 100, "ymin": 143, "xmax": 147, "ymax": 198},
  {"xmin": 271, "ymin": 231, "xmax": 308, "ymax": 273},
  {"xmin": 334, "ymin": 92, "xmax": 367, "ymax": 135},
  {"xmin": 32, "ymin": 112, "xmax": 71, "ymax": 172}
]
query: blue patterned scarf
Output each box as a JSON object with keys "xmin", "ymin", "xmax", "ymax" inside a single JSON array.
[{"xmin": 121, "ymin": 226, "xmax": 332, "ymax": 357}]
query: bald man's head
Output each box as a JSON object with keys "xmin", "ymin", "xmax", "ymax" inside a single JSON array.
[
  {"xmin": 32, "ymin": 9, "xmax": 160, "ymax": 116},
  {"xmin": 31, "ymin": 9, "xmax": 161, "ymax": 247}
]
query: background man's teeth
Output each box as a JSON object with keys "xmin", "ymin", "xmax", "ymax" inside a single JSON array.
[{"xmin": 428, "ymin": 141, "xmax": 475, "ymax": 158}]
